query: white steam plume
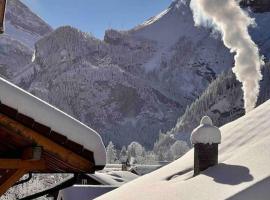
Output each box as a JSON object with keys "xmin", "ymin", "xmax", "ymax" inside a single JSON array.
[{"xmin": 190, "ymin": 0, "xmax": 264, "ymax": 113}]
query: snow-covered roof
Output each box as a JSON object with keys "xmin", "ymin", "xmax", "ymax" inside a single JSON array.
[
  {"xmin": 0, "ymin": 77, "xmax": 106, "ymax": 166},
  {"xmin": 88, "ymin": 171, "xmax": 138, "ymax": 186},
  {"xmin": 190, "ymin": 116, "xmax": 221, "ymax": 144},
  {"xmin": 57, "ymin": 171, "xmax": 138, "ymax": 200},
  {"xmin": 97, "ymin": 99, "xmax": 270, "ymax": 200},
  {"xmin": 57, "ymin": 185, "xmax": 117, "ymax": 200}
]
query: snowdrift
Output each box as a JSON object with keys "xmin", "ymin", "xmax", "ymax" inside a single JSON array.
[{"xmin": 97, "ymin": 99, "xmax": 270, "ymax": 199}]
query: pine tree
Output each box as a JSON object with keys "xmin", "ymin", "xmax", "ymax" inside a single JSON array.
[
  {"xmin": 170, "ymin": 140, "xmax": 189, "ymax": 160},
  {"xmin": 119, "ymin": 146, "xmax": 128, "ymax": 162},
  {"xmin": 106, "ymin": 141, "xmax": 118, "ymax": 164}
]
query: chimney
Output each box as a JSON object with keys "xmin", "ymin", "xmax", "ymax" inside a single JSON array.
[{"xmin": 190, "ymin": 116, "xmax": 221, "ymax": 176}]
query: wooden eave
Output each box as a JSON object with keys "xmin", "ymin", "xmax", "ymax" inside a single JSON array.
[{"xmin": 0, "ymin": 102, "xmax": 101, "ymax": 196}]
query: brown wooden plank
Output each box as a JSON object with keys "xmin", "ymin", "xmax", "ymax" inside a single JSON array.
[
  {"xmin": 50, "ymin": 131, "xmax": 67, "ymax": 145},
  {"xmin": 16, "ymin": 113, "xmax": 35, "ymax": 128},
  {"xmin": 0, "ymin": 104, "xmax": 17, "ymax": 119},
  {"xmin": 0, "ymin": 159, "xmax": 46, "ymax": 170},
  {"xmin": 0, "ymin": 126, "xmax": 32, "ymax": 148},
  {"xmin": 65, "ymin": 140, "xmax": 83, "ymax": 155},
  {"xmin": 0, "ymin": 141, "xmax": 16, "ymax": 152},
  {"xmin": 42, "ymin": 151, "xmax": 87, "ymax": 173},
  {"xmin": 0, "ymin": 113, "xmax": 94, "ymax": 172},
  {"xmin": 0, "ymin": 0, "xmax": 6, "ymax": 34},
  {"xmin": 0, "ymin": 169, "xmax": 26, "ymax": 196},
  {"xmin": 32, "ymin": 122, "xmax": 51, "ymax": 137},
  {"xmin": 82, "ymin": 149, "xmax": 95, "ymax": 163}
]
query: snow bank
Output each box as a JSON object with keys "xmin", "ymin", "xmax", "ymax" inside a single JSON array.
[
  {"xmin": 0, "ymin": 77, "xmax": 106, "ymax": 166},
  {"xmin": 190, "ymin": 116, "xmax": 221, "ymax": 144},
  {"xmin": 97, "ymin": 100, "xmax": 270, "ymax": 199}
]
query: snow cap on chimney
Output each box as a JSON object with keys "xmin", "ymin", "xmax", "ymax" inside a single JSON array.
[{"xmin": 191, "ymin": 116, "xmax": 221, "ymax": 145}]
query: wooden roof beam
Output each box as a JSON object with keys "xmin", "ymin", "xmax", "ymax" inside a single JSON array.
[
  {"xmin": 0, "ymin": 169, "xmax": 26, "ymax": 196},
  {"xmin": 0, "ymin": 159, "xmax": 46, "ymax": 170},
  {"xmin": 0, "ymin": 113, "xmax": 94, "ymax": 172}
]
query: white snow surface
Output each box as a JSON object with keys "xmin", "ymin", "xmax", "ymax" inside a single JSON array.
[
  {"xmin": 190, "ymin": 116, "xmax": 221, "ymax": 144},
  {"xmin": 0, "ymin": 77, "xmax": 106, "ymax": 166},
  {"xmin": 97, "ymin": 99, "xmax": 270, "ymax": 199},
  {"xmin": 57, "ymin": 185, "xmax": 117, "ymax": 200},
  {"xmin": 88, "ymin": 171, "xmax": 138, "ymax": 186}
]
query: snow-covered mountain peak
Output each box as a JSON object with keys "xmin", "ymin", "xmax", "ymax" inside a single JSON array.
[{"xmin": 131, "ymin": 0, "xmax": 199, "ymax": 47}]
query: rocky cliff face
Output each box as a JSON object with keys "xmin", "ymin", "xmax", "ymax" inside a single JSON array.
[
  {"xmin": 0, "ymin": 0, "xmax": 52, "ymax": 81},
  {"xmin": 5, "ymin": 0, "xmax": 52, "ymax": 48}
]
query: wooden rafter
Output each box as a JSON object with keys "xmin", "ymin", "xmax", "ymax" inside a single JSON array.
[
  {"xmin": 0, "ymin": 112, "xmax": 96, "ymax": 196},
  {"xmin": 0, "ymin": 114, "xmax": 94, "ymax": 172},
  {"xmin": 0, "ymin": 159, "xmax": 46, "ymax": 170},
  {"xmin": 0, "ymin": 169, "xmax": 26, "ymax": 196},
  {"xmin": 0, "ymin": 147, "xmax": 46, "ymax": 196}
]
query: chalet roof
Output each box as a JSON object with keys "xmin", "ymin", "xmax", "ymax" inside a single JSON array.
[
  {"xmin": 0, "ymin": 77, "xmax": 106, "ymax": 167},
  {"xmin": 0, "ymin": 77, "xmax": 107, "ymax": 195},
  {"xmin": 87, "ymin": 171, "xmax": 139, "ymax": 186}
]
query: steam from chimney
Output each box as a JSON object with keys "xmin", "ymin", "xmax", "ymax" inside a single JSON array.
[{"xmin": 190, "ymin": 0, "xmax": 264, "ymax": 113}]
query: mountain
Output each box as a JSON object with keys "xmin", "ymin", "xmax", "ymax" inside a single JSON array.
[
  {"xmin": 127, "ymin": 0, "xmax": 233, "ymax": 104},
  {"xmin": 20, "ymin": 26, "xmax": 181, "ymax": 148},
  {"xmin": 0, "ymin": 0, "xmax": 52, "ymax": 81},
  {"xmin": 5, "ymin": 0, "xmax": 52, "ymax": 48},
  {"xmin": 169, "ymin": 63, "xmax": 270, "ymax": 143},
  {"xmin": 97, "ymin": 99, "xmax": 270, "ymax": 200},
  {"xmin": 16, "ymin": 0, "xmax": 232, "ymax": 148},
  {"xmin": 13, "ymin": 0, "xmax": 270, "ymax": 149}
]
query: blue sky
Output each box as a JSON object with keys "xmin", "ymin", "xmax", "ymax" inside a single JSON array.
[{"xmin": 21, "ymin": 0, "xmax": 172, "ymax": 39}]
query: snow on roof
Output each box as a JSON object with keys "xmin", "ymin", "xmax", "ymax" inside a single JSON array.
[
  {"xmin": 57, "ymin": 185, "xmax": 117, "ymax": 200},
  {"xmin": 97, "ymin": 99, "xmax": 270, "ymax": 200},
  {"xmin": 0, "ymin": 77, "xmax": 106, "ymax": 166},
  {"xmin": 190, "ymin": 116, "xmax": 221, "ymax": 144},
  {"xmin": 88, "ymin": 171, "xmax": 138, "ymax": 186}
]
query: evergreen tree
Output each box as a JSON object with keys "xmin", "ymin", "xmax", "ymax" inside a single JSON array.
[{"xmin": 106, "ymin": 141, "xmax": 118, "ymax": 164}]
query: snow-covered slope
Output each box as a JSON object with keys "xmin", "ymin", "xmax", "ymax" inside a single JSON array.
[
  {"xmin": 97, "ymin": 99, "xmax": 270, "ymax": 200},
  {"xmin": 130, "ymin": 0, "xmax": 233, "ymax": 104},
  {"xmin": 169, "ymin": 63, "xmax": 270, "ymax": 143}
]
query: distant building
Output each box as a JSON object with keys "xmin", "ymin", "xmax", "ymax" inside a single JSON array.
[{"xmin": 57, "ymin": 171, "xmax": 138, "ymax": 200}]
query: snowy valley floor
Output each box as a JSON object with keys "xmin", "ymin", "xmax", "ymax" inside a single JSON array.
[{"xmin": 97, "ymin": 99, "xmax": 270, "ymax": 200}]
